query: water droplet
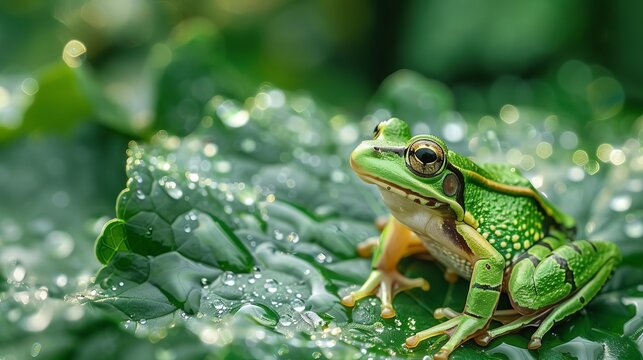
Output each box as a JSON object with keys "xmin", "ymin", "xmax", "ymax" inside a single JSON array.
[
  {"xmin": 287, "ymin": 232, "xmax": 299, "ymax": 243},
  {"xmin": 278, "ymin": 314, "xmax": 293, "ymax": 327},
  {"xmin": 315, "ymin": 253, "xmax": 327, "ymax": 263},
  {"xmin": 45, "ymin": 231, "xmax": 74, "ymax": 258},
  {"xmin": 264, "ymin": 279, "xmax": 277, "ymax": 293},
  {"xmin": 55, "ymin": 275, "xmax": 68, "ymax": 287},
  {"xmin": 213, "ymin": 299, "xmax": 225, "ymax": 310},
  {"xmin": 625, "ymin": 218, "xmax": 643, "ymax": 238},
  {"xmin": 139, "ymin": 319, "xmax": 147, "ymax": 325},
  {"xmin": 34, "ymin": 287, "xmax": 48, "ymax": 301},
  {"xmin": 374, "ymin": 322, "xmax": 384, "ymax": 333},
  {"xmin": 12, "ymin": 265, "xmax": 26, "ymax": 282},
  {"xmin": 62, "ymin": 40, "xmax": 86, "ymax": 68},
  {"xmin": 291, "ymin": 298, "xmax": 305, "ymax": 312},
  {"xmin": 274, "ymin": 229, "xmax": 284, "ymax": 240},
  {"xmin": 184, "ymin": 225, "xmax": 192, "ymax": 233},
  {"xmin": 30, "ymin": 342, "xmax": 42, "ymax": 357},
  {"xmin": 135, "ymin": 189, "xmax": 146, "ymax": 200},
  {"xmin": 21, "ymin": 78, "xmax": 39, "ymax": 96},
  {"xmin": 241, "ymin": 139, "xmax": 256, "ymax": 153},
  {"xmin": 203, "ymin": 143, "xmax": 218, "ymax": 157},
  {"xmin": 163, "ymin": 180, "xmax": 183, "ymax": 200},
  {"xmin": 222, "ymin": 271, "xmax": 235, "ymax": 286},
  {"xmin": 610, "ymin": 195, "xmax": 632, "ymax": 212},
  {"xmin": 222, "ymin": 110, "xmax": 249, "ymax": 128}
]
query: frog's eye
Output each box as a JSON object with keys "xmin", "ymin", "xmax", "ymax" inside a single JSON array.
[
  {"xmin": 405, "ymin": 139, "xmax": 445, "ymax": 177},
  {"xmin": 373, "ymin": 123, "xmax": 383, "ymax": 139}
]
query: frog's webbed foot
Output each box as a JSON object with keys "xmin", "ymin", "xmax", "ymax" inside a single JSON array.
[
  {"xmin": 405, "ymin": 313, "xmax": 489, "ymax": 360},
  {"xmin": 341, "ymin": 269, "xmax": 429, "ymax": 318}
]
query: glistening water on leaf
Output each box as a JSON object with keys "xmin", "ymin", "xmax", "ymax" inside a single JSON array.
[{"xmin": 91, "ymin": 74, "xmax": 643, "ymax": 359}]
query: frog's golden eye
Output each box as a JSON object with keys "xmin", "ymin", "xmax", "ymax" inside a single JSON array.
[
  {"xmin": 405, "ymin": 140, "xmax": 445, "ymax": 177},
  {"xmin": 373, "ymin": 123, "xmax": 383, "ymax": 139}
]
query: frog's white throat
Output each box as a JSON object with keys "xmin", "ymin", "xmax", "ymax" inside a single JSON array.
[{"xmin": 378, "ymin": 188, "xmax": 474, "ymax": 278}]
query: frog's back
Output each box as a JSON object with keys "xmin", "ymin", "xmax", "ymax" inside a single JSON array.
[
  {"xmin": 478, "ymin": 163, "xmax": 531, "ymax": 187},
  {"xmin": 448, "ymin": 153, "xmax": 575, "ymax": 239}
]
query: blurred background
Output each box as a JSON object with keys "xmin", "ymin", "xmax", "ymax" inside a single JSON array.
[{"xmin": 1, "ymin": 0, "xmax": 642, "ymax": 358}]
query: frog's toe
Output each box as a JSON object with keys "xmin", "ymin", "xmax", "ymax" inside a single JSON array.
[
  {"xmin": 433, "ymin": 348, "xmax": 452, "ymax": 360},
  {"xmin": 340, "ymin": 293, "xmax": 356, "ymax": 307},
  {"xmin": 404, "ymin": 334, "xmax": 420, "ymax": 348},
  {"xmin": 434, "ymin": 307, "xmax": 460, "ymax": 320},
  {"xmin": 381, "ymin": 304, "xmax": 396, "ymax": 318},
  {"xmin": 394, "ymin": 274, "xmax": 429, "ymax": 294},
  {"xmin": 528, "ymin": 337, "xmax": 542, "ymax": 350},
  {"xmin": 474, "ymin": 332, "xmax": 492, "ymax": 346}
]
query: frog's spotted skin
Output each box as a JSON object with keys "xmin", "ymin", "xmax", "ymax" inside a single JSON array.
[
  {"xmin": 343, "ymin": 118, "xmax": 621, "ymax": 360},
  {"xmin": 466, "ymin": 182, "xmax": 546, "ymax": 265}
]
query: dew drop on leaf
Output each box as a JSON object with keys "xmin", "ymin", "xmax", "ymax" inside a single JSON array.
[
  {"xmin": 264, "ymin": 279, "xmax": 277, "ymax": 293},
  {"xmin": 278, "ymin": 314, "xmax": 293, "ymax": 327},
  {"xmin": 135, "ymin": 189, "xmax": 145, "ymax": 199},
  {"xmin": 222, "ymin": 271, "xmax": 235, "ymax": 286},
  {"xmin": 291, "ymin": 298, "xmax": 305, "ymax": 312},
  {"xmin": 624, "ymin": 218, "xmax": 643, "ymax": 238},
  {"xmin": 374, "ymin": 322, "xmax": 384, "ymax": 334}
]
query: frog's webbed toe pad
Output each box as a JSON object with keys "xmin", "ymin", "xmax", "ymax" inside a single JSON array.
[
  {"xmin": 340, "ymin": 269, "xmax": 429, "ymax": 318},
  {"xmin": 405, "ymin": 313, "xmax": 489, "ymax": 358},
  {"xmin": 528, "ymin": 337, "xmax": 542, "ymax": 350},
  {"xmin": 381, "ymin": 304, "xmax": 396, "ymax": 318},
  {"xmin": 433, "ymin": 307, "xmax": 461, "ymax": 320},
  {"xmin": 474, "ymin": 332, "xmax": 492, "ymax": 346}
]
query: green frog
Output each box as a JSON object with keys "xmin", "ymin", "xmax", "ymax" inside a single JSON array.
[{"xmin": 341, "ymin": 118, "xmax": 621, "ymax": 359}]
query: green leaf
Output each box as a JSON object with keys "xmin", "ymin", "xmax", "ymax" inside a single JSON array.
[
  {"xmin": 90, "ymin": 76, "xmax": 643, "ymax": 359},
  {"xmin": 95, "ymin": 219, "xmax": 129, "ymax": 265}
]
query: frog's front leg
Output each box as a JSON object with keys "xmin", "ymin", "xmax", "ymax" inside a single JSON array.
[
  {"xmin": 406, "ymin": 225, "xmax": 503, "ymax": 360},
  {"xmin": 356, "ymin": 215, "xmax": 429, "ymax": 259},
  {"xmin": 341, "ymin": 216, "xmax": 430, "ymax": 318}
]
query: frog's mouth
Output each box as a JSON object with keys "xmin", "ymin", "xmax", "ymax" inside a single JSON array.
[{"xmin": 351, "ymin": 158, "xmax": 447, "ymax": 210}]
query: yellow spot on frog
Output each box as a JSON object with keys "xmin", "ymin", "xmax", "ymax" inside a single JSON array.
[
  {"xmin": 513, "ymin": 243, "xmax": 521, "ymax": 250},
  {"xmin": 533, "ymin": 233, "xmax": 540, "ymax": 241},
  {"xmin": 524, "ymin": 230, "xmax": 530, "ymax": 237},
  {"xmin": 523, "ymin": 240, "xmax": 531, "ymax": 248},
  {"xmin": 505, "ymin": 253, "xmax": 512, "ymax": 259},
  {"xmin": 490, "ymin": 225, "xmax": 496, "ymax": 231},
  {"xmin": 495, "ymin": 230, "xmax": 502, "ymax": 236},
  {"xmin": 511, "ymin": 234, "xmax": 520, "ymax": 242},
  {"xmin": 489, "ymin": 238, "xmax": 495, "ymax": 244},
  {"xmin": 500, "ymin": 241, "xmax": 507, "ymax": 248},
  {"xmin": 530, "ymin": 228, "xmax": 535, "ymax": 235}
]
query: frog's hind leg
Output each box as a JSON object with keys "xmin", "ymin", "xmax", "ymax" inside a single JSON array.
[
  {"xmin": 478, "ymin": 240, "xmax": 620, "ymax": 348},
  {"xmin": 528, "ymin": 256, "xmax": 618, "ymax": 349}
]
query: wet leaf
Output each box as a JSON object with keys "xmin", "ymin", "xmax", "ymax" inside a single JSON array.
[{"xmin": 91, "ymin": 73, "xmax": 643, "ymax": 359}]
